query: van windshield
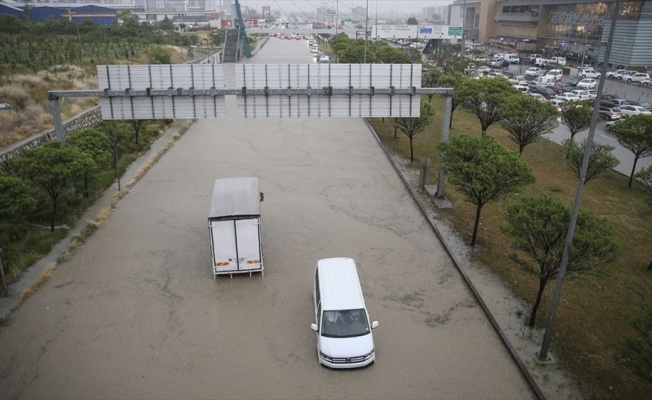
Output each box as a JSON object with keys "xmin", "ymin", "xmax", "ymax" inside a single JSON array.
[{"xmin": 321, "ymin": 309, "xmax": 370, "ymax": 338}]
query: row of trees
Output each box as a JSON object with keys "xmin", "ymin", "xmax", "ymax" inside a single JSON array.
[
  {"xmin": 0, "ymin": 119, "xmax": 165, "ymax": 281},
  {"xmin": 368, "ymin": 40, "xmax": 652, "ymax": 381}
]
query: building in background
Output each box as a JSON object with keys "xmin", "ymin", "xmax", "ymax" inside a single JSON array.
[{"xmin": 453, "ymin": 0, "xmax": 652, "ymax": 68}]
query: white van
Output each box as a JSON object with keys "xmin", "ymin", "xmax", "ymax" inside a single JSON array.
[
  {"xmin": 311, "ymin": 258, "xmax": 379, "ymax": 369},
  {"xmin": 535, "ymin": 76, "xmax": 556, "ymax": 85},
  {"xmin": 550, "ymin": 56, "xmax": 566, "ymax": 66},
  {"xmin": 319, "ymin": 55, "xmax": 330, "ymax": 64},
  {"xmin": 545, "ymin": 69, "xmax": 563, "ymax": 82},
  {"xmin": 504, "ymin": 54, "xmax": 520, "ymax": 64}
]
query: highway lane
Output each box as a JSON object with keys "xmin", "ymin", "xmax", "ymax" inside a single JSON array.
[{"xmin": 0, "ymin": 37, "xmax": 535, "ymax": 399}]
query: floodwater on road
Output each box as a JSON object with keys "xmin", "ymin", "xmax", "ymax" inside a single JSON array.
[{"xmin": 0, "ymin": 38, "xmax": 535, "ymax": 399}]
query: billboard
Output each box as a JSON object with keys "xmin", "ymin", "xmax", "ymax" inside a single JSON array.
[{"xmin": 372, "ymin": 25, "xmax": 462, "ymax": 39}]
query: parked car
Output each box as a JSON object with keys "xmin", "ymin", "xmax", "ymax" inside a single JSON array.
[
  {"xmin": 525, "ymin": 67, "xmax": 543, "ymax": 77},
  {"xmin": 619, "ymin": 105, "xmax": 652, "ymax": 117},
  {"xmin": 628, "ymin": 100, "xmax": 652, "ymax": 111},
  {"xmin": 641, "ymin": 78, "xmax": 651, "ymax": 86},
  {"xmin": 606, "ymin": 69, "xmax": 627, "ymax": 79},
  {"xmin": 546, "ymin": 85, "xmax": 565, "ymax": 94},
  {"xmin": 598, "ymin": 106, "xmax": 623, "ymax": 121},
  {"xmin": 572, "ymin": 89, "xmax": 592, "ymax": 99},
  {"xmin": 609, "ymin": 98, "xmax": 632, "ymax": 107},
  {"xmin": 577, "ymin": 78, "xmax": 597, "ymax": 89},
  {"xmin": 605, "ymin": 120, "xmax": 623, "ymax": 131},
  {"xmin": 626, "ymin": 73, "xmax": 650, "ymax": 83},
  {"xmin": 555, "ymin": 92, "xmax": 581, "ymax": 101},
  {"xmin": 550, "ymin": 98, "xmax": 566, "ymax": 110},
  {"xmin": 489, "ymin": 59, "xmax": 510, "ymax": 69},
  {"xmin": 531, "ymin": 86, "xmax": 557, "ymax": 99},
  {"xmin": 513, "ymin": 84, "xmax": 529, "ymax": 92},
  {"xmin": 616, "ymin": 70, "xmax": 638, "ymax": 80},
  {"xmin": 578, "ymin": 68, "xmax": 601, "ymax": 78},
  {"xmin": 529, "ymin": 93, "xmax": 547, "ymax": 102},
  {"xmin": 565, "ymin": 76, "xmax": 582, "ymax": 86}
]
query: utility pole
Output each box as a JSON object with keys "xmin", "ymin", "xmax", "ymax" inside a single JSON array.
[
  {"xmin": 537, "ymin": 0, "xmax": 621, "ymax": 362},
  {"xmin": 363, "ymin": 0, "xmax": 369, "ymax": 63}
]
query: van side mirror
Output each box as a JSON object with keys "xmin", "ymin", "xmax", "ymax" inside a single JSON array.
[
  {"xmin": 311, "ymin": 323, "xmax": 318, "ymax": 332},
  {"xmin": 371, "ymin": 321, "xmax": 379, "ymax": 329}
]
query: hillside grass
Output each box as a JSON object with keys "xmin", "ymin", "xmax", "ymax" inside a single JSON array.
[{"xmin": 369, "ymin": 96, "xmax": 652, "ymax": 399}]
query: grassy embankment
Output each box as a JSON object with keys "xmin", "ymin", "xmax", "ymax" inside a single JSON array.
[{"xmin": 369, "ymin": 96, "xmax": 652, "ymax": 399}]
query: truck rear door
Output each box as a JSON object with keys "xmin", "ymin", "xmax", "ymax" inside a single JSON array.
[
  {"xmin": 210, "ymin": 220, "xmax": 238, "ymax": 275},
  {"xmin": 235, "ymin": 218, "xmax": 263, "ymax": 271}
]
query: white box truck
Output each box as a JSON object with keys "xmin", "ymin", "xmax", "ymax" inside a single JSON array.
[{"xmin": 208, "ymin": 177, "xmax": 264, "ymax": 278}]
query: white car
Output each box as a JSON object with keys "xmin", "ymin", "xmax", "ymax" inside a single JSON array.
[
  {"xmin": 525, "ymin": 67, "xmax": 542, "ymax": 77},
  {"xmin": 577, "ymin": 78, "xmax": 597, "ymax": 89},
  {"xmin": 605, "ymin": 120, "xmax": 623, "ymax": 131},
  {"xmin": 626, "ymin": 73, "xmax": 650, "ymax": 83},
  {"xmin": 619, "ymin": 105, "xmax": 652, "ymax": 117},
  {"xmin": 641, "ymin": 79, "xmax": 651, "ymax": 87},
  {"xmin": 607, "ymin": 69, "xmax": 627, "ymax": 79},
  {"xmin": 579, "ymin": 69, "xmax": 601, "ymax": 79},
  {"xmin": 549, "ymin": 98, "xmax": 566, "ymax": 110},
  {"xmin": 529, "ymin": 93, "xmax": 547, "ymax": 102},
  {"xmin": 571, "ymin": 89, "xmax": 592, "ymax": 99},
  {"xmin": 617, "ymin": 70, "xmax": 638, "ymax": 80},
  {"xmin": 555, "ymin": 92, "xmax": 581, "ymax": 101},
  {"xmin": 513, "ymin": 84, "xmax": 529, "ymax": 92}
]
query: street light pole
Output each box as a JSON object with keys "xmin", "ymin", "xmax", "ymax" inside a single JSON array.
[
  {"xmin": 581, "ymin": 29, "xmax": 590, "ymax": 68},
  {"xmin": 364, "ymin": 0, "xmax": 369, "ymax": 63},
  {"xmin": 537, "ymin": 0, "xmax": 621, "ymax": 362}
]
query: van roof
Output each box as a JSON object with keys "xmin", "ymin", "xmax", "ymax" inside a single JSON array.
[
  {"xmin": 317, "ymin": 258, "xmax": 366, "ymax": 311},
  {"xmin": 209, "ymin": 177, "xmax": 260, "ymax": 219}
]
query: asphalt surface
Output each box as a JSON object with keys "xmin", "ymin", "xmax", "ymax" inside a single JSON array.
[{"xmin": 0, "ymin": 38, "xmax": 536, "ymax": 399}]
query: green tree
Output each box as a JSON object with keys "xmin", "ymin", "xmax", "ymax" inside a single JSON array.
[
  {"xmin": 563, "ymin": 138, "xmax": 620, "ymax": 184},
  {"xmin": 393, "ymin": 100, "xmax": 435, "ymax": 162},
  {"xmin": 611, "ymin": 115, "xmax": 652, "ymax": 187},
  {"xmin": 456, "ymin": 77, "xmax": 519, "ymax": 134},
  {"xmin": 67, "ymin": 129, "xmax": 112, "ymax": 197},
  {"xmin": 97, "ymin": 121, "xmax": 132, "ymax": 170},
  {"xmin": 500, "ymin": 94, "xmax": 559, "ymax": 154},
  {"xmin": 618, "ymin": 303, "xmax": 652, "ymax": 381},
  {"xmin": 407, "ymin": 17, "xmax": 419, "ymax": 25},
  {"xmin": 439, "ymin": 134, "xmax": 536, "ymax": 246},
  {"xmin": 421, "ymin": 68, "xmax": 442, "ymax": 103},
  {"xmin": 12, "ymin": 142, "xmax": 90, "ymax": 231},
  {"xmin": 0, "ymin": 174, "xmax": 36, "ymax": 224},
  {"xmin": 148, "ymin": 46, "xmax": 172, "ymax": 64},
  {"xmin": 560, "ymin": 100, "xmax": 592, "ymax": 155},
  {"xmin": 431, "ymin": 43, "xmax": 469, "ymax": 75},
  {"xmin": 635, "ymin": 165, "xmax": 652, "ymax": 209},
  {"xmin": 440, "ymin": 73, "xmax": 469, "ymax": 129},
  {"xmin": 157, "ymin": 17, "xmax": 175, "ymax": 32},
  {"xmin": 503, "ymin": 195, "xmax": 619, "ymax": 327}
]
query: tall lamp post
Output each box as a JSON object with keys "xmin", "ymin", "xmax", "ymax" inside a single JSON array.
[
  {"xmin": 581, "ymin": 29, "xmax": 590, "ymax": 68},
  {"xmin": 363, "ymin": 0, "xmax": 369, "ymax": 63}
]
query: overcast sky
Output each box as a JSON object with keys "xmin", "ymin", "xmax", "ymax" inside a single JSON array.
[{"xmin": 238, "ymin": 0, "xmax": 455, "ymax": 16}]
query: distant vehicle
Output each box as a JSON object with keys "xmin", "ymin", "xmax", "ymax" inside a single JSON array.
[
  {"xmin": 549, "ymin": 56, "xmax": 567, "ymax": 66},
  {"xmin": 565, "ymin": 77, "xmax": 582, "ymax": 86},
  {"xmin": 531, "ymin": 86, "xmax": 556, "ymax": 99},
  {"xmin": 571, "ymin": 89, "xmax": 592, "ymax": 99},
  {"xmin": 641, "ymin": 78, "xmax": 651, "ymax": 87},
  {"xmin": 528, "ymin": 92, "xmax": 547, "ymax": 102},
  {"xmin": 615, "ymin": 70, "xmax": 637, "ymax": 80},
  {"xmin": 319, "ymin": 55, "xmax": 330, "ymax": 64},
  {"xmin": 619, "ymin": 105, "xmax": 652, "ymax": 117},
  {"xmin": 513, "ymin": 83, "xmax": 529, "ymax": 92},
  {"xmin": 606, "ymin": 69, "xmax": 627, "ymax": 79},
  {"xmin": 504, "ymin": 54, "xmax": 520, "ymax": 64},
  {"xmin": 545, "ymin": 69, "xmax": 563, "ymax": 82},
  {"xmin": 605, "ymin": 120, "xmax": 623, "ymax": 131},
  {"xmin": 577, "ymin": 78, "xmax": 597, "ymax": 89},
  {"xmin": 628, "ymin": 100, "xmax": 652, "ymax": 111},
  {"xmin": 524, "ymin": 67, "xmax": 543, "ymax": 77},
  {"xmin": 555, "ymin": 92, "xmax": 581, "ymax": 101},
  {"xmin": 549, "ymin": 98, "xmax": 566, "ymax": 110},
  {"xmin": 529, "ymin": 53, "xmax": 542, "ymax": 60},
  {"xmin": 598, "ymin": 106, "xmax": 623, "ymax": 121},
  {"xmin": 626, "ymin": 73, "xmax": 650, "ymax": 83},
  {"xmin": 489, "ymin": 59, "xmax": 510, "ymax": 69},
  {"xmin": 578, "ymin": 68, "xmax": 601, "ymax": 78}
]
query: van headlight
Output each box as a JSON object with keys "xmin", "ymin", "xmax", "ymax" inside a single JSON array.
[
  {"xmin": 364, "ymin": 349, "xmax": 375, "ymax": 359},
  {"xmin": 319, "ymin": 351, "xmax": 333, "ymax": 362}
]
